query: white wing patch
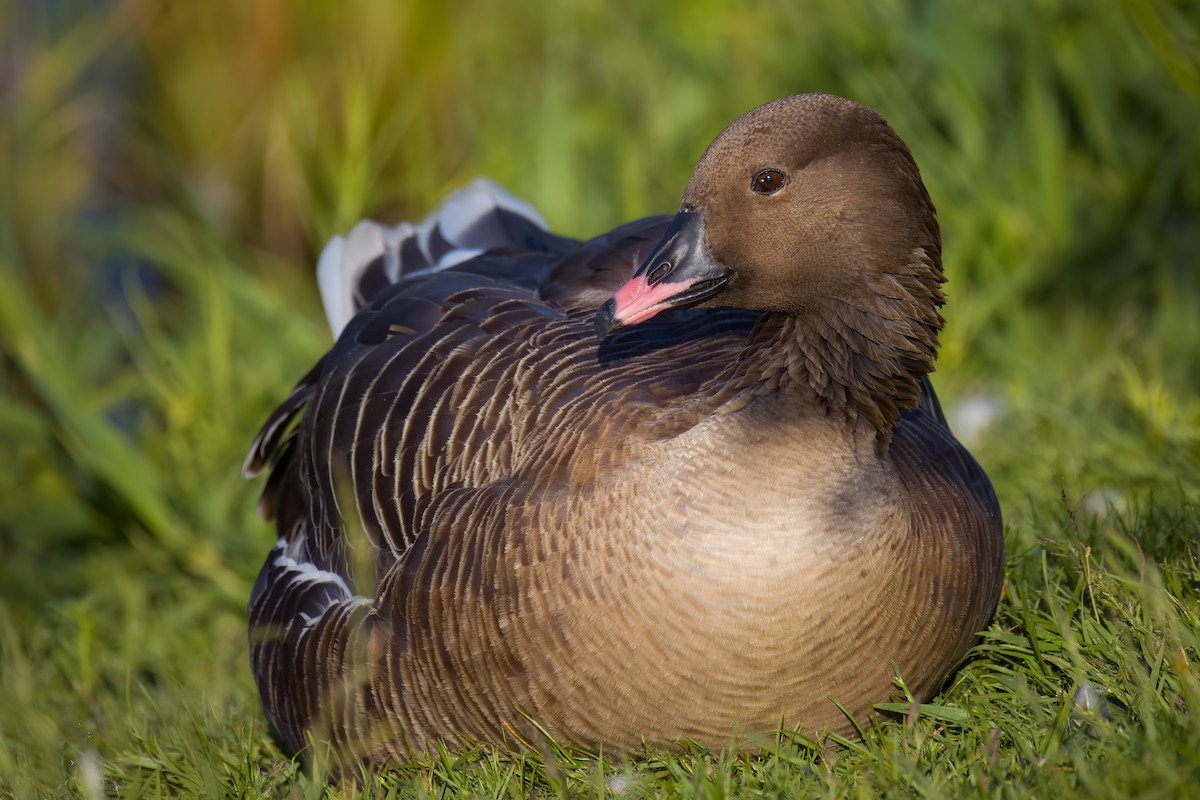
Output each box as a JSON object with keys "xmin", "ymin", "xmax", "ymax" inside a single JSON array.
[
  {"xmin": 270, "ymin": 537, "xmax": 371, "ymax": 629},
  {"xmin": 317, "ymin": 179, "xmax": 549, "ymax": 338}
]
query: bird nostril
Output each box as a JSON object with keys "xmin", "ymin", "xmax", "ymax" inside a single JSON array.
[{"xmin": 647, "ymin": 262, "xmax": 672, "ymax": 284}]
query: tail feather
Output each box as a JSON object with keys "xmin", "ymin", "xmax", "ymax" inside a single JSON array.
[{"xmin": 316, "ymin": 179, "xmax": 555, "ymax": 338}]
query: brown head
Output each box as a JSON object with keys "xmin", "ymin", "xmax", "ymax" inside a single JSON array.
[
  {"xmin": 595, "ymin": 93, "xmax": 942, "ymax": 332},
  {"xmin": 594, "ymin": 93, "xmax": 947, "ymax": 446}
]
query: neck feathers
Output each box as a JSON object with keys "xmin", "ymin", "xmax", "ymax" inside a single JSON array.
[{"xmin": 732, "ymin": 248, "xmax": 945, "ymax": 453}]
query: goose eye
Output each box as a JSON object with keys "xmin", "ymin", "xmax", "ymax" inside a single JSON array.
[{"xmin": 751, "ymin": 169, "xmax": 787, "ymax": 195}]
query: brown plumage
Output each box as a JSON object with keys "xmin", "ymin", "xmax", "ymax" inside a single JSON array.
[{"xmin": 245, "ymin": 93, "xmax": 1003, "ymax": 768}]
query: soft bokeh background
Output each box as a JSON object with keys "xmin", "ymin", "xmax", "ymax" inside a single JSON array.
[{"xmin": 2, "ymin": 0, "xmax": 1197, "ymax": 796}]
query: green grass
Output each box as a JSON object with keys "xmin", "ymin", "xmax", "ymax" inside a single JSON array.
[{"xmin": 2, "ymin": 0, "xmax": 1198, "ymax": 797}]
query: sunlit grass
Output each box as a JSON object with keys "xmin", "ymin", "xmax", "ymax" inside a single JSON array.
[{"xmin": 2, "ymin": 0, "xmax": 1198, "ymax": 797}]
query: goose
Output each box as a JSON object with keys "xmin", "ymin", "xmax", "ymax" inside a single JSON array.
[{"xmin": 245, "ymin": 93, "xmax": 1004, "ymax": 767}]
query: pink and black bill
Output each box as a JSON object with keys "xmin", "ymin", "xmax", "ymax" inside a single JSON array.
[{"xmin": 595, "ymin": 211, "xmax": 731, "ymax": 337}]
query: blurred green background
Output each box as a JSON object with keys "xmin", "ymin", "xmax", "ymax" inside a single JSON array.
[{"xmin": 2, "ymin": 0, "xmax": 1198, "ymax": 796}]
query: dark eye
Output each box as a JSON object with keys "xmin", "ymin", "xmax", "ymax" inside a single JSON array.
[{"xmin": 752, "ymin": 168, "xmax": 787, "ymax": 195}]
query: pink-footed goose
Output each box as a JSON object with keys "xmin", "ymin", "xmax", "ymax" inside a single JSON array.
[{"xmin": 246, "ymin": 93, "xmax": 1004, "ymax": 767}]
